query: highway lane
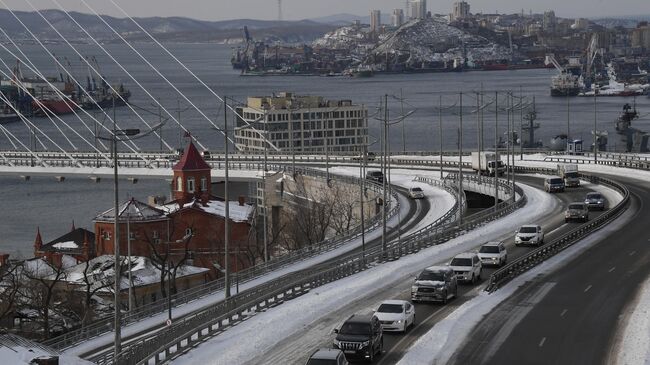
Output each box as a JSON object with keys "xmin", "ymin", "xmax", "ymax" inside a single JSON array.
[
  {"xmin": 79, "ymin": 185, "xmax": 428, "ymax": 360},
  {"xmin": 376, "ymin": 175, "xmax": 607, "ymax": 365},
  {"xmin": 246, "ymin": 175, "xmax": 607, "ymax": 364},
  {"xmin": 449, "ymin": 174, "xmax": 649, "ymax": 365}
]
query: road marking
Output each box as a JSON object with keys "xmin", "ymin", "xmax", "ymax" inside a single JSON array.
[
  {"xmin": 539, "ymin": 337, "xmax": 546, "ymax": 347},
  {"xmin": 608, "ymin": 267, "xmax": 616, "ymax": 273},
  {"xmin": 584, "ymin": 285, "xmax": 592, "ymax": 293},
  {"xmin": 630, "ymin": 251, "xmax": 637, "ymax": 256},
  {"xmin": 560, "ymin": 309, "xmax": 568, "ymax": 317}
]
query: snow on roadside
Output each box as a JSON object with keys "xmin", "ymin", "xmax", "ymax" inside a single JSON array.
[
  {"xmin": 614, "ymin": 274, "xmax": 650, "ymax": 365},
  {"xmin": 397, "ymin": 198, "xmax": 635, "ymax": 365},
  {"xmin": 65, "ymin": 168, "xmax": 455, "ymax": 357},
  {"xmin": 0, "ymin": 345, "xmax": 91, "ymax": 365},
  {"xmin": 172, "ymin": 183, "xmax": 557, "ymax": 365}
]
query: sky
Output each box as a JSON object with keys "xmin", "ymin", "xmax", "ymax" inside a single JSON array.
[{"xmin": 0, "ymin": 0, "xmax": 647, "ymax": 22}]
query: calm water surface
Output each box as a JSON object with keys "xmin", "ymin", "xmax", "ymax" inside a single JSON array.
[{"xmin": 0, "ymin": 43, "xmax": 648, "ymax": 255}]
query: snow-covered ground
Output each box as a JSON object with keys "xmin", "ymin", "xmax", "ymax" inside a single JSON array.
[
  {"xmin": 172, "ymin": 182, "xmax": 556, "ymax": 364},
  {"xmin": 397, "ymin": 200, "xmax": 633, "ymax": 365},
  {"xmin": 0, "ymin": 343, "xmax": 91, "ymax": 365},
  {"xmin": 65, "ymin": 167, "xmax": 456, "ymax": 357},
  {"xmin": 390, "ymin": 153, "xmax": 648, "ymax": 365}
]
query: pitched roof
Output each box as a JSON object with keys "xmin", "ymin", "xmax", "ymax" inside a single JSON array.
[
  {"xmin": 173, "ymin": 141, "xmax": 211, "ymax": 171},
  {"xmin": 163, "ymin": 199, "xmax": 254, "ymax": 223},
  {"xmin": 41, "ymin": 228, "xmax": 95, "ymax": 253},
  {"xmin": 94, "ymin": 198, "xmax": 167, "ymax": 223}
]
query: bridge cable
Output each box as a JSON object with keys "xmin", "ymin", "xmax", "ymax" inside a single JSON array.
[
  {"xmin": 48, "ymin": 0, "xmax": 210, "ymax": 152},
  {"xmin": 95, "ymin": 0, "xmax": 282, "ymax": 152},
  {"xmin": 7, "ymin": 0, "xmax": 174, "ymax": 159},
  {"xmin": 0, "ymin": 58, "xmax": 113, "ymax": 164}
]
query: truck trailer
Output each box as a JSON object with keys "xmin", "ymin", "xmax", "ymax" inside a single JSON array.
[{"xmin": 471, "ymin": 151, "xmax": 505, "ymax": 176}]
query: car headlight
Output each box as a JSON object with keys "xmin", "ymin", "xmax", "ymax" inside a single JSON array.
[
  {"xmin": 411, "ymin": 286, "xmax": 418, "ymax": 292},
  {"xmin": 396, "ymin": 320, "xmax": 403, "ymax": 324},
  {"xmin": 361, "ymin": 340, "xmax": 370, "ymax": 347}
]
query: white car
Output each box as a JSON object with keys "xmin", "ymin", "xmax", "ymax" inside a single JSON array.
[
  {"xmin": 449, "ymin": 252, "xmax": 482, "ymax": 284},
  {"xmin": 374, "ymin": 300, "xmax": 415, "ymax": 333},
  {"xmin": 478, "ymin": 241, "xmax": 508, "ymax": 267},
  {"xmin": 408, "ymin": 186, "xmax": 425, "ymax": 199},
  {"xmin": 514, "ymin": 225, "xmax": 544, "ymax": 246}
]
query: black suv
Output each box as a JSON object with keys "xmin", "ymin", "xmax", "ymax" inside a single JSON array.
[{"xmin": 333, "ymin": 314, "xmax": 383, "ymax": 362}]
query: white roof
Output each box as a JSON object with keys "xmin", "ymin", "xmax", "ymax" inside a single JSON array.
[
  {"xmin": 53, "ymin": 241, "xmax": 78, "ymax": 249},
  {"xmin": 453, "ymin": 252, "xmax": 477, "ymax": 259},
  {"xmin": 424, "ymin": 265, "xmax": 453, "ymax": 272},
  {"xmin": 482, "ymin": 241, "xmax": 503, "ymax": 246},
  {"xmin": 380, "ymin": 299, "xmax": 409, "ymax": 306},
  {"xmin": 159, "ymin": 199, "xmax": 254, "ymax": 223}
]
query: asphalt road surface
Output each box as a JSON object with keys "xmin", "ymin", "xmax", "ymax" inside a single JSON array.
[
  {"xmin": 450, "ymin": 174, "xmax": 649, "ymax": 365},
  {"xmin": 247, "ymin": 175, "xmax": 607, "ymax": 364}
]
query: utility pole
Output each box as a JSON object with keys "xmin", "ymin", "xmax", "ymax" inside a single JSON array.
[
  {"xmin": 494, "ymin": 91, "xmax": 499, "ymax": 211},
  {"xmin": 112, "ymin": 98, "xmax": 121, "ymax": 361},
  {"xmin": 520, "ymin": 86, "xmax": 524, "ymax": 160},
  {"xmin": 476, "ymin": 91, "xmax": 481, "ymax": 176},
  {"xmin": 594, "ymin": 86, "xmax": 598, "ymax": 163},
  {"xmin": 224, "ymin": 98, "xmax": 231, "ymax": 299},
  {"xmin": 359, "ymin": 144, "xmax": 366, "ymax": 262},
  {"xmin": 439, "ymin": 95, "xmax": 443, "ymax": 180},
  {"xmin": 263, "ymin": 108, "xmax": 269, "ymax": 263},
  {"xmin": 381, "ymin": 95, "xmax": 388, "ymax": 254},
  {"xmin": 400, "ymin": 88, "xmax": 406, "ymax": 154},
  {"xmin": 458, "ymin": 92, "xmax": 463, "ymax": 225}
]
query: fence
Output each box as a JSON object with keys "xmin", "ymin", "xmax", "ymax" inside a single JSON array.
[
  {"xmin": 101, "ymin": 173, "xmax": 523, "ymax": 365},
  {"xmin": 485, "ymin": 168, "xmax": 630, "ymax": 292}
]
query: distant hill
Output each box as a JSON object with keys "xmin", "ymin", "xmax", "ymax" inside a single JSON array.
[
  {"xmin": 0, "ymin": 9, "xmax": 333, "ymax": 43},
  {"xmin": 309, "ymin": 13, "xmax": 392, "ymax": 26},
  {"xmin": 591, "ymin": 15, "xmax": 650, "ymax": 28}
]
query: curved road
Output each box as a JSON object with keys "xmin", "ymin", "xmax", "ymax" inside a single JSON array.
[
  {"xmin": 80, "ymin": 185, "xmax": 429, "ymax": 360},
  {"xmin": 450, "ymin": 174, "xmax": 650, "ymax": 365},
  {"xmin": 244, "ymin": 175, "xmax": 609, "ymax": 364}
]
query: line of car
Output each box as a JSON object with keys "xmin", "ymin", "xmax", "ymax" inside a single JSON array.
[{"xmin": 308, "ymin": 177, "xmax": 607, "ymax": 364}]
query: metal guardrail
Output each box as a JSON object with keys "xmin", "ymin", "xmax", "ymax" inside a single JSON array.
[
  {"xmin": 42, "ymin": 166, "xmax": 399, "ymax": 351},
  {"xmin": 102, "ymin": 174, "xmax": 523, "ymax": 365},
  {"xmin": 485, "ymin": 168, "xmax": 630, "ymax": 293}
]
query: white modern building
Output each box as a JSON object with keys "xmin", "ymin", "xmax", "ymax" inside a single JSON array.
[
  {"xmin": 410, "ymin": 0, "xmax": 427, "ymax": 20},
  {"xmin": 235, "ymin": 92, "xmax": 368, "ymax": 154},
  {"xmin": 392, "ymin": 9, "xmax": 405, "ymax": 27}
]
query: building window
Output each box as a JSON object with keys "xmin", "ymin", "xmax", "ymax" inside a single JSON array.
[
  {"xmin": 185, "ymin": 228, "xmax": 193, "ymax": 237},
  {"xmin": 201, "ymin": 177, "xmax": 207, "ymax": 191},
  {"xmin": 154, "ymin": 238, "xmax": 161, "ymax": 244},
  {"xmin": 152, "ymin": 230, "xmax": 159, "ymax": 239},
  {"xmin": 187, "ymin": 178, "xmax": 195, "ymax": 193},
  {"xmin": 129, "ymin": 231, "xmax": 135, "ymax": 240},
  {"xmin": 176, "ymin": 176, "xmax": 183, "ymax": 192}
]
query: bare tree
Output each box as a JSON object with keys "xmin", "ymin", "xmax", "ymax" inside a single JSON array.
[
  {"xmin": 79, "ymin": 259, "xmax": 114, "ymax": 325},
  {"xmin": 144, "ymin": 224, "xmax": 193, "ymax": 298},
  {"xmin": 20, "ymin": 259, "xmax": 67, "ymax": 340},
  {"xmin": 0, "ymin": 262, "xmax": 20, "ymax": 326},
  {"xmin": 328, "ymin": 183, "xmax": 360, "ymax": 236}
]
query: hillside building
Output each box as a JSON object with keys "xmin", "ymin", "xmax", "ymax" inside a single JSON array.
[
  {"xmin": 452, "ymin": 1, "xmax": 470, "ymax": 21},
  {"xmin": 234, "ymin": 92, "xmax": 368, "ymax": 154},
  {"xmin": 392, "ymin": 9, "xmax": 405, "ymax": 27},
  {"xmin": 371, "ymin": 10, "xmax": 382, "ymax": 33},
  {"xmin": 411, "ymin": 0, "xmax": 427, "ymax": 20}
]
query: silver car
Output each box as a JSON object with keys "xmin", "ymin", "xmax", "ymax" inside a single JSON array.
[
  {"xmin": 584, "ymin": 192, "xmax": 606, "ymax": 211},
  {"xmin": 565, "ymin": 202, "xmax": 589, "ymax": 223}
]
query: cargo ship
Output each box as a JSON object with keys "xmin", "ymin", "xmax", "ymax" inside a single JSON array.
[{"xmin": 550, "ymin": 72, "xmax": 582, "ymax": 96}]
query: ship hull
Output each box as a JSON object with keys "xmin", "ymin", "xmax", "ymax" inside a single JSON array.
[
  {"xmin": 551, "ymin": 87, "xmax": 581, "ymax": 97},
  {"xmin": 32, "ymin": 98, "xmax": 77, "ymax": 116}
]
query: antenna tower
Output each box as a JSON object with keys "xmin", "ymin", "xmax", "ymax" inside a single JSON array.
[{"xmin": 278, "ymin": 0, "xmax": 283, "ymax": 21}]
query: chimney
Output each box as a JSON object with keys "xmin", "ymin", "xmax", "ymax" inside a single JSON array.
[
  {"xmin": 238, "ymin": 196, "xmax": 246, "ymax": 206},
  {"xmin": 71, "ymin": 220, "xmax": 76, "ymax": 232}
]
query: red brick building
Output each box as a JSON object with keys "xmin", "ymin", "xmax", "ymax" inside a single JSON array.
[
  {"xmin": 93, "ymin": 141, "xmax": 254, "ymax": 278},
  {"xmin": 33, "ymin": 225, "xmax": 95, "ymax": 266}
]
